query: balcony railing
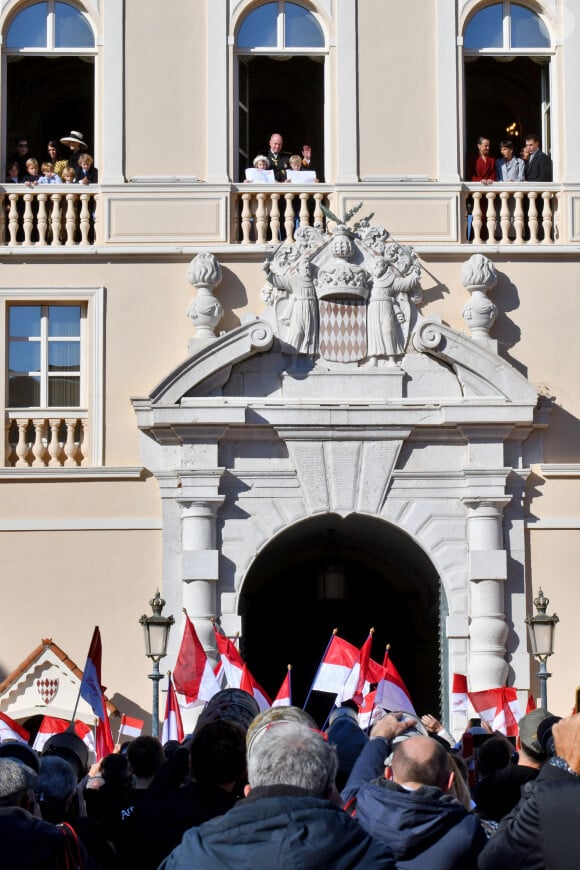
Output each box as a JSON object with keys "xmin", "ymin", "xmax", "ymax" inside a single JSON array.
[
  {"xmin": 463, "ymin": 184, "xmax": 560, "ymax": 245},
  {"xmin": 0, "ymin": 186, "xmax": 97, "ymax": 246},
  {"xmin": 0, "ymin": 181, "xmax": 573, "ymax": 248},
  {"xmin": 5, "ymin": 414, "xmax": 88, "ymax": 467}
]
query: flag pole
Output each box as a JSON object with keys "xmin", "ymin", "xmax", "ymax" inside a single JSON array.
[
  {"xmin": 303, "ymin": 628, "xmax": 338, "ymax": 712},
  {"xmin": 70, "ymin": 625, "xmax": 99, "ymax": 726}
]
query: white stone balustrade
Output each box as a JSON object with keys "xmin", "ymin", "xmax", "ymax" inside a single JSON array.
[
  {"xmin": 464, "ymin": 184, "xmax": 559, "ymax": 245},
  {"xmin": 5, "ymin": 415, "xmax": 88, "ymax": 467},
  {"xmin": 234, "ymin": 187, "xmax": 328, "ymax": 244},
  {"xmin": 0, "ymin": 186, "xmax": 98, "ymax": 247}
]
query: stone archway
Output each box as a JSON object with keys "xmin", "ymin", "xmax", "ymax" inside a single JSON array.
[{"xmin": 239, "ymin": 512, "xmax": 443, "ymax": 724}]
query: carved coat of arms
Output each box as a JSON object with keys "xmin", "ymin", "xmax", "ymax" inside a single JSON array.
[
  {"xmin": 261, "ymin": 210, "xmax": 422, "ymax": 366},
  {"xmin": 36, "ymin": 677, "xmax": 59, "ymax": 704}
]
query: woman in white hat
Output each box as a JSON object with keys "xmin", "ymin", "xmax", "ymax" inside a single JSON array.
[{"xmin": 59, "ymin": 130, "xmax": 87, "ymax": 169}]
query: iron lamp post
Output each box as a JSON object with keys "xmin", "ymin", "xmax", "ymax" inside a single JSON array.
[
  {"xmin": 525, "ymin": 588, "xmax": 559, "ymax": 711},
  {"xmin": 139, "ymin": 590, "xmax": 174, "ymax": 738}
]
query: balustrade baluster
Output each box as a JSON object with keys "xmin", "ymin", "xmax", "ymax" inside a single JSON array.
[
  {"xmin": 284, "ymin": 193, "xmax": 295, "ymax": 241},
  {"xmin": 499, "ymin": 191, "xmax": 511, "ymax": 243},
  {"xmin": 528, "ymin": 192, "xmax": 539, "ymax": 243},
  {"xmin": 554, "ymin": 191, "xmax": 563, "ymax": 242},
  {"xmin": 92, "ymin": 194, "xmax": 100, "ymax": 244},
  {"xmin": 63, "ymin": 419, "xmax": 79, "ymax": 466},
  {"xmin": 8, "ymin": 194, "xmax": 19, "ymax": 246},
  {"xmin": 514, "ymin": 191, "xmax": 525, "ymax": 244},
  {"xmin": 31, "ymin": 419, "xmax": 47, "ymax": 466},
  {"xmin": 79, "ymin": 419, "xmax": 88, "ymax": 465},
  {"xmin": 37, "ymin": 194, "xmax": 48, "ymax": 245},
  {"xmin": 15, "ymin": 419, "xmax": 31, "ymax": 467},
  {"xmin": 65, "ymin": 194, "xmax": 77, "ymax": 245},
  {"xmin": 471, "ymin": 192, "xmax": 482, "ymax": 244},
  {"xmin": 270, "ymin": 193, "xmax": 281, "ymax": 242},
  {"xmin": 48, "ymin": 419, "xmax": 63, "ymax": 467},
  {"xmin": 241, "ymin": 193, "xmax": 252, "ymax": 244},
  {"xmin": 313, "ymin": 193, "xmax": 324, "ymax": 229},
  {"xmin": 50, "ymin": 193, "xmax": 63, "ymax": 245},
  {"xmin": 255, "ymin": 193, "xmax": 268, "ymax": 244},
  {"xmin": 299, "ymin": 193, "xmax": 309, "ymax": 229},
  {"xmin": 541, "ymin": 192, "xmax": 553, "ymax": 244},
  {"xmin": 0, "ymin": 193, "xmax": 5, "ymax": 245},
  {"xmin": 23, "ymin": 194, "xmax": 34, "ymax": 245},
  {"xmin": 5, "ymin": 421, "xmax": 14, "ymax": 467},
  {"xmin": 79, "ymin": 193, "xmax": 91, "ymax": 244},
  {"xmin": 486, "ymin": 191, "xmax": 497, "ymax": 242}
]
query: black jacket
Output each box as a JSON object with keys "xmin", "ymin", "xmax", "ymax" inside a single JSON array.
[
  {"xmin": 525, "ymin": 149, "xmax": 552, "ymax": 182},
  {"xmin": 478, "ymin": 761, "xmax": 580, "ymax": 870},
  {"xmin": 265, "ymin": 149, "xmax": 291, "ymax": 182}
]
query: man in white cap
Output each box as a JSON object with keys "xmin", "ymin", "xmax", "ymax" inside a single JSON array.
[{"xmin": 59, "ymin": 130, "xmax": 87, "ymax": 169}]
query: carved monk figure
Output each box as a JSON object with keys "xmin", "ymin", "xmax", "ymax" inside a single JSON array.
[
  {"xmin": 263, "ymin": 257, "xmax": 318, "ymax": 355},
  {"xmin": 367, "ymin": 256, "xmax": 406, "ymax": 365}
]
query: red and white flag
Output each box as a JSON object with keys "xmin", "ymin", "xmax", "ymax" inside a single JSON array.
[
  {"xmin": 452, "ymin": 673, "xmax": 469, "ymax": 714},
  {"xmin": 337, "ymin": 630, "xmax": 383, "ymax": 706},
  {"xmin": 468, "ymin": 686, "xmax": 522, "ymax": 737},
  {"xmin": 358, "ymin": 689, "xmax": 383, "ymax": 730},
  {"xmin": 78, "ymin": 627, "xmax": 114, "ymax": 760},
  {"xmin": 240, "ymin": 663, "xmax": 272, "ymax": 712},
  {"xmin": 213, "ymin": 626, "xmax": 244, "ymax": 689},
  {"xmin": 526, "ymin": 693, "xmax": 537, "ymax": 713},
  {"xmin": 32, "ymin": 716, "xmax": 95, "ymax": 755},
  {"xmin": 173, "ymin": 612, "xmax": 221, "ymax": 705},
  {"xmin": 272, "ymin": 666, "xmax": 292, "ymax": 708},
  {"xmin": 309, "ymin": 632, "xmax": 360, "ymax": 695},
  {"xmin": 161, "ymin": 676, "xmax": 184, "ymax": 744},
  {"xmin": 374, "ymin": 649, "xmax": 416, "ymax": 715},
  {"xmin": 0, "ymin": 711, "xmax": 30, "ymax": 744},
  {"xmin": 118, "ymin": 715, "xmax": 144, "ymax": 740}
]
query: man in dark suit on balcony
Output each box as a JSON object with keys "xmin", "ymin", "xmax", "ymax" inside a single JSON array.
[
  {"xmin": 524, "ymin": 134, "xmax": 552, "ymax": 182},
  {"xmin": 265, "ymin": 133, "xmax": 291, "ymax": 182}
]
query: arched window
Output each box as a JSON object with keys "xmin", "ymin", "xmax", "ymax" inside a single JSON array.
[
  {"xmin": 4, "ymin": 2, "xmax": 97, "ymax": 170},
  {"xmin": 463, "ymin": 2, "xmax": 552, "ymax": 173},
  {"xmin": 235, "ymin": 2, "xmax": 326, "ymax": 181}
]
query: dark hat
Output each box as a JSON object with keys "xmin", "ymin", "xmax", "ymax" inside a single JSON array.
[
  {"xmin": 0, "ymin": 741, "xmax": 40, "ymax": 773},
  {"xmin": 42, "ymin": 730, "xmax": 88, "ymax": 781},
  {"xmin": 518, "ymin": 708, "xmax": 554, "ymax": 757}
]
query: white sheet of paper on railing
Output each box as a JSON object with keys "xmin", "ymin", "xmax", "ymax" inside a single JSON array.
[
  {"xmin": 245, "ymin": 168, "xmax": 276, "ymax": 183},
  {"xmin": 286, "ymin": 170, "xmax": 317, "ymax": 183}
]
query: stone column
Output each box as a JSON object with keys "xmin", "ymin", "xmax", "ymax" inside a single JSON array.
[
  {"xmin": 179, "ymin": 472, "xmax": 224, "ymax": 659},
  {"xmin": 463, "ymin": 497, "xmax": 511, "ymax": 690}
]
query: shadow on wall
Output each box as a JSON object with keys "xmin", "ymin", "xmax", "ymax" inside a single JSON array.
[
  {"xmin": 492, "ymin": 270, "xmax": 526, "ymax": 379},
  {"xmin": 218, "ymin": 267, "xmax": 249, "ymax": 333}
]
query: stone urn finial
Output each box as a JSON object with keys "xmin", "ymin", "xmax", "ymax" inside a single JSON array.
[
  {"xmin": 186, "ymin": 251, "xmax": 224, "ymax": 351},
  {"xmin": 460, "ymin": 253, "xmax": 498, "ymax": 341}
]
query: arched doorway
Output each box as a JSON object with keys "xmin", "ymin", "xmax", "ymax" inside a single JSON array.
[{"xmin": 240, "ymin": 513, "xmax": 444, "ymax": 725}]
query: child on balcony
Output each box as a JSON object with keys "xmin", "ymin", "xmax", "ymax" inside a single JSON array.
[
  {"xmin": 61, "ymin": 167, "xmax": 76, "ymax": 184},
  {"xmin": 5, "ymin": 161, "xmax": 21, "ymax": 183},
  {"xmin": 23, "ymin": 158, "xmax": 40, "ymax": 187},
  {"xmin": 38, "ymin": 162, "xmax": 63, "ymax": 184},
  {"xmin": 75, "ymin": 153, "xmax": 98, "ymax": 185}
]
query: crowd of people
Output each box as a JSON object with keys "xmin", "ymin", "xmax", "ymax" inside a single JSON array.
[
  {"xmin": 5, "ymin": 131, "xmax": 99, "ymax": 186},
  {"xmin": 0, "ymin": 688, "xmax": 578, "ymax": 868}
]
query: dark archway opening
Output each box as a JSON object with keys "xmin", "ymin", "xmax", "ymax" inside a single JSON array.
[
  {"xmin": 6, "ymin": 56, "xmax": 94, "ymax": 163},
  {"xmin": 238, "ymin": 55, "xmax": 324, "ymax": 182},
  {"xmin": 240, "ymin": 513, "xmax": 444, "ymax": 726},
  {"xmin": 464, "ymin": 56, "xmax": 549, "ymax": 168}
]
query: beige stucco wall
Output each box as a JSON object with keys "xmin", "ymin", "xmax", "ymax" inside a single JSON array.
[
  {"xmin": 124, "ymin": 1, "xmax": 207, "ymax": 178},
  {"xmin": 357, "ymin": 0, "xmax": 438, "ymax": 179}
]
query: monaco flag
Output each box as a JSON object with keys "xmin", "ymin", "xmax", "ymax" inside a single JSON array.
[
  {"xmin": 213, "ymin": 626, "xmax": 244, "ymax": 689},
  {"xmin": 374, "ymin": 648, "xmax": 416, "ymax": 715},
  {"xmin": 310, "ymin": 632, "xmax": 360, "ymax": 695},
  {"xmin": 161, "ymin": 676, "xmax": 184, "ymax": 744},
  {"xmin": 173, "ymin": 612, "xmax": 221, "ymax": 705},
  {"xmin": 240, "ymin": 663, "xmax": 272, "ymax": 712},
  {"xmin": 337, "ymin": 630, "xmax": 383, "ymax": 706},
  {"xmin": 452, "ymin": 673, "xmax": 469, "ymax": 714},
  {"xmin": 32, "ymin": 717, "xmax": 95, "ymax": 754},
  {"xmin": 118, "ymin": 715, "xmax": 144, "ymax": 740},
  {"xmin": 0, "ymin": 711, "xmax": 30, "ymax": 744},
  {"xmin": 272, "ymin": 666, "xmax": 292, "ymax": 708},
  {"xmin": 468, "ymin": 686, "xmax": 522, "ymax": 737}
]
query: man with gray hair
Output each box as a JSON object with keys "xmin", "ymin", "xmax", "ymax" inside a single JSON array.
[
  {"xmin": 160, "ymin": 718, "xmax": 396, "ymax": 868},
  {"xmin": 0, "ymin": 756, "xmax": 78, "ymax": 868}
]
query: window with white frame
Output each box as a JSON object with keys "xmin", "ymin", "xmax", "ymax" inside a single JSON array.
[
  {"xmin": 8, "ymin": 304, "xmax": 83, "ymax": 408},
  {"xmin": 2, "ymin": 288, "xmax": 104, "ymax": 468}
]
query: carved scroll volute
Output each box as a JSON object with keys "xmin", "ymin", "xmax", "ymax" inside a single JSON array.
[
  {"xmin": 460, "ymin": 253, "xmax": 498, "ymax": 341},
  {"xmin": 186, "ymin": 251, "xmax": 224, "ymax": 352}
]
